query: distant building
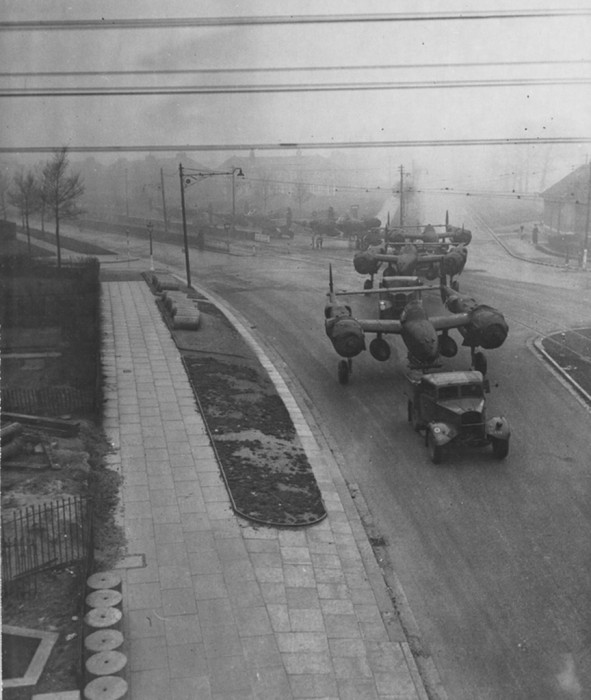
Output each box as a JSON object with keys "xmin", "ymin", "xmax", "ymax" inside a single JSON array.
[{"xmin": 541, "ymin": 163, "xmax": 591, "ymax": 239}]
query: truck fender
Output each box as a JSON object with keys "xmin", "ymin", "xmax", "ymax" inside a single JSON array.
[
  {"xmin": 427, "ymin": 422, "xmax": 457, "ymax": 447},
  {"xmin": 486, "ymin": 416, "xmax": 510, "ymax": 440}
]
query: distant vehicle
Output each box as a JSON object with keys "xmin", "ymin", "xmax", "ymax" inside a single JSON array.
[{"xmin": 405, "ymin": 370, "xmax": 510, "ymax": 463}]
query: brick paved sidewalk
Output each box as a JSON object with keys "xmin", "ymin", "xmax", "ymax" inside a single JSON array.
[{"xmin": 100, "ymin": 279, "xmax": 427, "ymax": 700}]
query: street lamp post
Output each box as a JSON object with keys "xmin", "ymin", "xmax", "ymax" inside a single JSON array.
[
  {"xmin": 178, "ymin": 164, "xmax": 245, "ymax": 273},
  {"xmin": 583, "ymin": 161, "xmax": 591, "ymax": 270},
  {"xmin": 147, "ymin": 220, "xmax": 154, "ymax": 271},
  {"xmin": 179, "ymin": 163, "xmax": 192, "ymax": 287},
  {"xmin": 230, "ymin": 166, "xmax": 243, "ymax": 245}
]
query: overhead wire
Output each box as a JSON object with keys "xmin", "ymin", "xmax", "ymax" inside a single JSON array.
[
  {"xmin": 1, "ymin": 9, "xmax": 589, "ymax": 31},
  {"xmin": 2, "ymin": 59, "xmax": 589, "ymax": 79},
  {"xmin": 2, "ymin": 137, "xmax": 590, "ymax": 155},
  {"xmin": 2, "ymin": 76, "xmax": 589, "ymax": 98}
]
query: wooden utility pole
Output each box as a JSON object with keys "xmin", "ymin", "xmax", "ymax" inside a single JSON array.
[
  {"xmin": 399, "ymin": 165, "xmax": 404, "ymax": 227},
  {"xmin": 583, "ymin": 161, "xmax": 591, "ymax": 269},
  {"xmin": 160, "ymin": 168, "xmax": 168, "ymax": 235}
]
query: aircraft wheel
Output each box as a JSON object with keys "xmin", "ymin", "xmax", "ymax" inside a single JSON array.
[
  {"xmin": 427, "ymin": 429, "xmax": 443, "ymax": 464},
  {"xmin": 491, "ymin": 437, "xmax": 509, "ymax": 460},
  {"xmin": 363, "ymin": 279, "xmax": 373, "ymax": 290},
  {"xmin": 337, "ymin": 360, "xmax": 350, "ymax": 385},
  {"xmin": 473, "ymin": 351, "xmax": 487, "ymax": 376}
]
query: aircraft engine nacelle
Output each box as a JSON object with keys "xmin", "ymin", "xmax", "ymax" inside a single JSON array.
[
  {"xmin": 458, "ymin": 305, "xmax": 509, "ymax": 349},
  {"xmin": 441, "ymin": 246, "xmax": 468, "ymax": 277},
  {"xmin": 447, "ymin": 226, "xmax": 472, "ymax": 245},
  {"xmin": 324, "ymin": 302, "xmax": 366, "ymax": 358},
  {"xmin": 353, "ymin": 251, "xmax": 381, "ymax": 275},
  {"xmin": 444, "ymin": 289, "xmax": 508, "ymax": 349}
]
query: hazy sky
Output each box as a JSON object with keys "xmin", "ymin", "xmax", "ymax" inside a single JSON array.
[{"xmin": 1, "ymin": 1, "xmax": 590, "ymax": 188}]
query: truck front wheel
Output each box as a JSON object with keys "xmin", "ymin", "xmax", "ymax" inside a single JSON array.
[
  {"xmin": 491, "ymin": 437, "xmax": 509, "ymax": 460},
  {"xmin": 427, "ymin": 429, "xmax": 443, "ymax": 464}
]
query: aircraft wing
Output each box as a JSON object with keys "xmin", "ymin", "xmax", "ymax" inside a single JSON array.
[
  {"xmin": 356, "ymin": 319, "xmax": 403, "ymax": 334},
  {"xmin": 429, "ymin": 313, "xmax": 471, "ymax": 330},
  {"xmin": 335, "ymin": 284, "xmax": 434, "ymax": 297},
  {"xmin": 414, "ymin": 254, "xmax": 446, "ymax": 263},
  {"xmin": 357, "ymin": 312, "xmax": 471, "ymax": 335}
]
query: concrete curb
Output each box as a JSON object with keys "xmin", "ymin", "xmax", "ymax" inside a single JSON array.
[
  {"xmin": 531, "ymin": 336, "xmax": 591, "ymax": 407},
  {"xmin": 179, "ymin": 275, "xmax": 437, "ymax": 699}
]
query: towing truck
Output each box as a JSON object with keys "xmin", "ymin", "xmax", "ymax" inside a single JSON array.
[{"xmin": 405, "ymin": 370, "xmax": 510, "ymax": 464}]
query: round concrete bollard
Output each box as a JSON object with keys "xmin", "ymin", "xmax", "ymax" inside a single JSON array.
[
  {"xmin": 85, "ymin": 650, "xmax": 127, "ymax": 680},
  {"xmin": 173, "ymin": 313, "xmax": 201, "ymax": 330},
  {"xmin": 84, "ymin": 606, "xmax": 122, "ymax": 632},
  {"xmin": 86, "ymin": 589, "xmax": 123, "ymax": 610},
  {"xmin": 84, "ymin": 629, "xmax": 124, "ymax": 658},
  {"xmin": 87, "ymin": 572, "xmax": 122, "ymax": 593},
  {"xmin": 84, "ymin": 675, "xmax": 128, "ymax": 700}
]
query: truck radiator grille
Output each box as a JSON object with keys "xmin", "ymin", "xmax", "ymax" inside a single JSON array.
[{"xmin": 461, "ymin": 411, "xmax": 482, "ymax": 427}]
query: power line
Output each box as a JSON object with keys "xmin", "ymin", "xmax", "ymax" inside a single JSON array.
[
  {"xmin": 1, "ymin": 9, "xmax": 589, "ymax": 31},
  {"xmin": 2, "ymin": 77, "xmax": 588, "ymax": 98},
  {"xmin": 2, "ymin": 59, "xmax": 589, "ymax": 79},
  {"xmin": 2, "ymin": 137, "xmax": 590, "ymax": 155}
]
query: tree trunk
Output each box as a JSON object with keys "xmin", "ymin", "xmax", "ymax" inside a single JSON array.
[
  {"xmin": 25, "ymin": 210, "xmax": 31, "ymax": 256},
  {"xmin": 55, "ymin": 206, "xmax": 61, "ymax": 267}
]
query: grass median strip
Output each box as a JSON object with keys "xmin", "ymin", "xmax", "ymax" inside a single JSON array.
[{"xmin": 146, "ymin": 273, "xmax": 326, "ymax": 526}]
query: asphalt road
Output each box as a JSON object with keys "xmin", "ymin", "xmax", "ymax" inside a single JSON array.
[{"xmin": 59, "ymin": 200, "xmax": 591, "ymax": 700}]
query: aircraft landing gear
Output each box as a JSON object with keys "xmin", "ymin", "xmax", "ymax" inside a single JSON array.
[
  {"xmin": 337, "ymin": 358, "xmax": 353, "ymax": 384},
  {"xmin": 471, "ymin": 349, "xmax": 487, "ymax": 376},
  {"xmin": 363, "ymin": 277, "xmax": 374, "ymax": 291}
]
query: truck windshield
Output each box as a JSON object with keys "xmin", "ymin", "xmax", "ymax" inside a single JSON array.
[{"xmin": 438, "ymin": 386, "xmax": 459, "ymax": 401}]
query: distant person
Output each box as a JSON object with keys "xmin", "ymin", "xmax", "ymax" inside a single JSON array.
[
  {"xmin": 532, "ymin": 225, "xmax": 539, "ymax": 245},
  {"xmin": 519, "ymin": 224, "xmax": 525, "ymax": 240}
]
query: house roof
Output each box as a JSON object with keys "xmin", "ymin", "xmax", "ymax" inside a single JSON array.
[{"xmin": 541, "ymin": 164, "xmax": 590, "ymax": 201}]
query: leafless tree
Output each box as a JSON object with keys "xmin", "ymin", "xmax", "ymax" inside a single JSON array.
[
  {"xmin": 293, "ymin": 179, "xmax": 311, "ymax": 217},
  {"xmin": 0, "ymin": 170, "xmax": 10, "ymax": 220},
  {"xmin": 40, "ymin": 148, "xmax": 85, "ymax": 267},
  {"xmin": 9, "ymin": 170, "xmax": 39, "ymax": 255}
]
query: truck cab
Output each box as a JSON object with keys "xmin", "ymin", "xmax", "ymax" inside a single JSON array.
[{"xmin": 406, "ymin": 370, "xmax": 510, "ymax": 463}]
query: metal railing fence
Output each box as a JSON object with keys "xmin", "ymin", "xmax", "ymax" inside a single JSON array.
[{"xmin": 2, "ymin": 495, "xmax": 93, "ymax": 597}]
